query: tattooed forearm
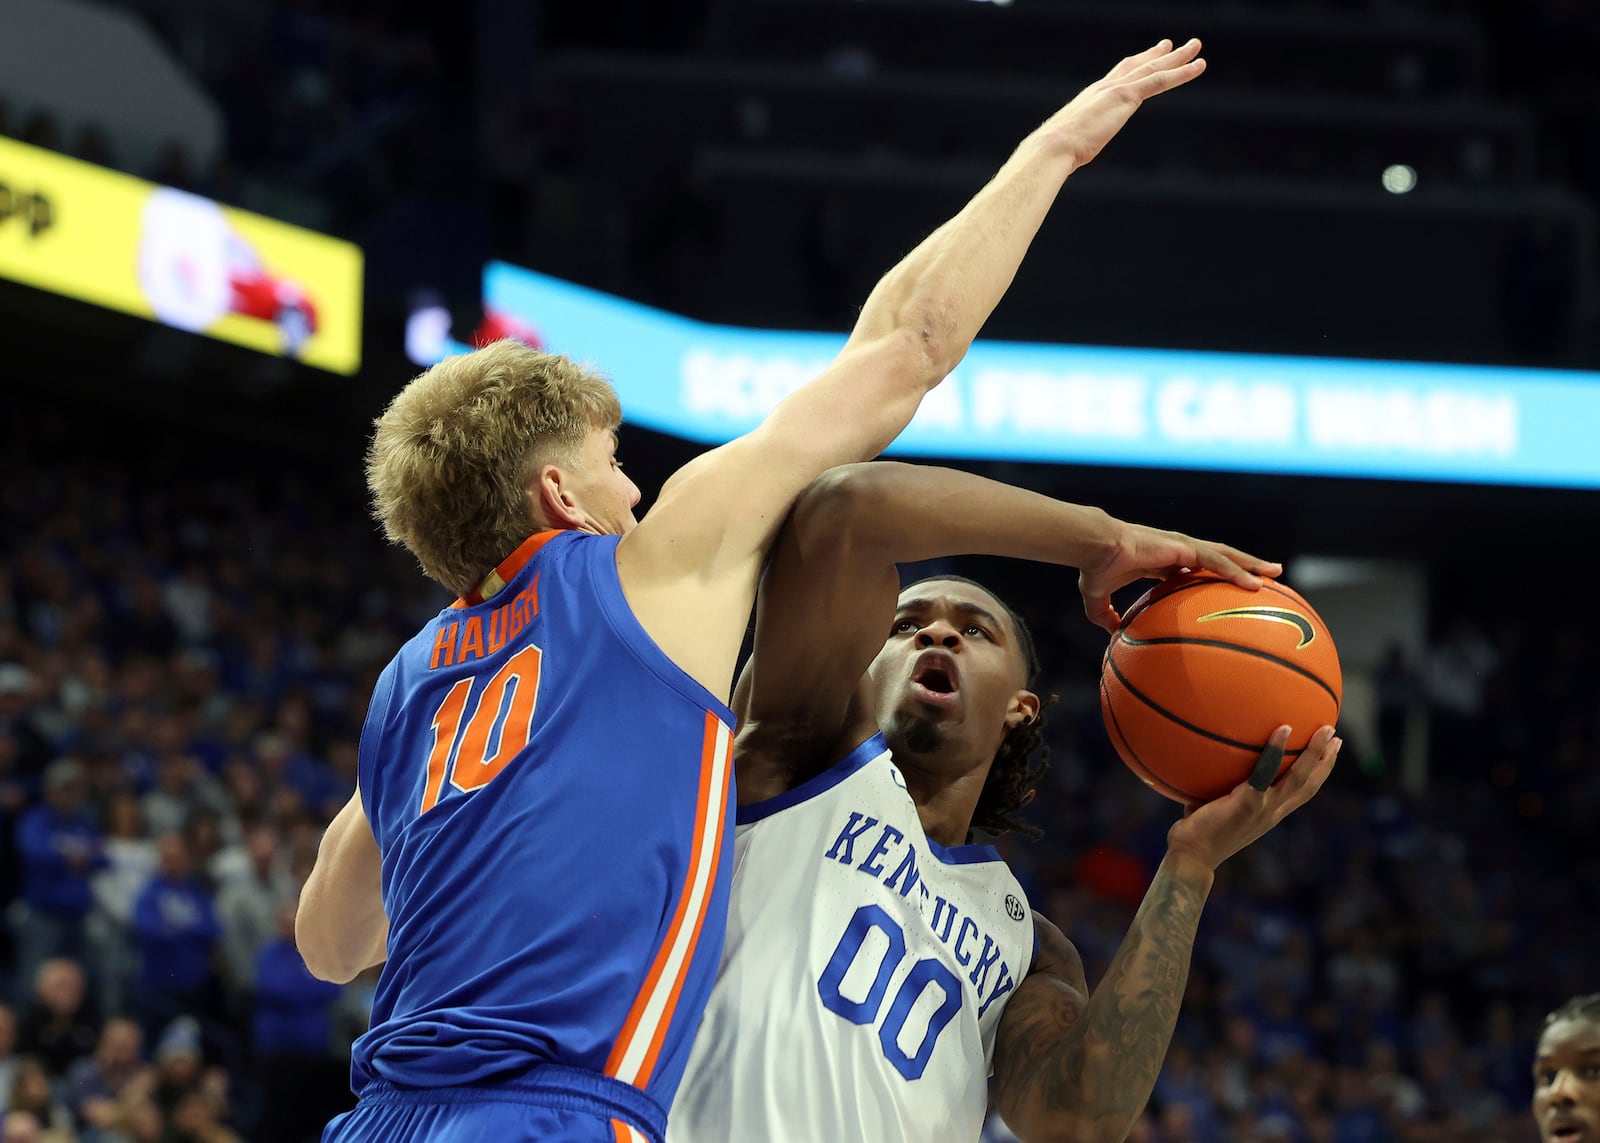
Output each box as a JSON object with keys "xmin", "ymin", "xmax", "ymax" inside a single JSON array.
[{"xmin": 995, "ymin": 853, "xmax": 1213, "ymax": 1143}]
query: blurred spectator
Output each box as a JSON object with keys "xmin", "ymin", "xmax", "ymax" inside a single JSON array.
[
  {"xmin": 0, "ymin": 669, "xmax": 49, "ymax": 780},
  {"xmin": 250, "ymin": 734, "xmax": 338, "ymax": 823},
  {"xmin": 165, "ymin": 1088, "xmax": 237, "ymax": 1143},
  {"xmin": 1373, "ymin": 645, "xmax": 1416, "ymax": 772},
  {"xmin": 181, "ymin": 816, "xmax": 227, "ymax": 892},
  {"xmin": 1325, "ymin": 929, "xmax": 1400, "ymax": 1013},
  {"xmin": 213, "ymin": 828, "xmax": 292, "ymax": 999},
  {"xmin": 149, "ymin": 1020, "xmax": 205, "ymax": 1118},
  {"xmin": 1152, "ymin": 1044, "xmax": 1221, "ymax": 1142},
  {"xmin": 0, "ymin": 735, "xmax": 30, "ymax": 911},
  {"xmin": 0, "ymin": 1109, "xmax": 67, "ymax": 1143},
  {"xmin": 1366, "ymin": 1039, "xmax": 1426, "ymax": 1123},
  {"xmin": 109, "ymin": 1096, "xmax": 164, "ymax": 1143},
  {"xmin": 1329, "ymin": 1066, "xmax": 1387, "ymax": 1143},
  {"xmin": 12, "ymin": 762, "xmax": 104, "ymax": 984},
  {"xmin": 7, "ymin": 1057, "xmax": 74, "ymax": 1140},
  {"xmin": 17, "ymin": 961, "xmax": 95, "ymax": 1078},
  {"xmin": 249, "ymin": 902, "xmax": 343, "ymax": 1142},
  {"xmin": 0, "ymin": 1008, "xmax": 18, "ymax": 1111},
  {"xmin": 105, "ymin": 582, "xmax": 176, "ymax": 666},
  {"xmin": 129, "ymin": 840, "xmax": 219, "ymax": 1044},
  {"xmin": 60, "ymin": 1018, "xmax": 142, "ymax": 1139},
  {"xmin": 87, "ymin": 796, "xmax": 157, "ymax": 1016},
  {"xmin": 161, "ymin": 568, "xmax": 213, "ymax": 650},
  {"xmin": 140, "ymin": 760, "xmax": 228, "ymax": 843}
]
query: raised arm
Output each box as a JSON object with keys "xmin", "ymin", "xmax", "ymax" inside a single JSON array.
[
  {"xmin": 620, "ymin": 40, "xmax": 1210, "ymax": 700},
  {"xmin": 993, "ymin": 728, "xmax": 1342, "ymax": 1143},
  {"xmin": 733, "ymin": 460, "xmax": 1277, "ymax": 802}
]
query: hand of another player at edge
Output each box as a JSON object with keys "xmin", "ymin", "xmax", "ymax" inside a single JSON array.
[
  {"xmin": 1078, "ymin": 521, "xmax": 1282, "ymax": 635},
  {"xmin": 1165, "ymin": 725, "xmax": 1341, "ymax": 872},
  {"xmin": 1036, "ymin": 38, "xmax": 1208, "ymax": 171}
]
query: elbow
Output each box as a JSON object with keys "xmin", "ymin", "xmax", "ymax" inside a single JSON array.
[
  {"xmin": 789, "ymin": 464, "xmax": 901, "ymax": 553},
  {"xmin": 299, "ymin": 948, "xmax": 359, "ymax": 987},
  {"xmin": 1013, "ymin": 1112, "xmax": 1116, "ymax": 1143},
  {"xmin": 871, "ymin": 300, "xmax": 962, "ymax": 392},
  {"xmin": 1004, "ymin": 1104, "xmax": 1089, "ymax": 1143},
  {"xmin": 294, "ymin": 907, "xmax": 360, "ymax": 986},
  {"xmin": 1004, "ymin": 1049, "xmax": 1126, "ymax": 1143},
  {"xmin": 906, "ymin": 292, "xmax": 964, "ymax": 383}
]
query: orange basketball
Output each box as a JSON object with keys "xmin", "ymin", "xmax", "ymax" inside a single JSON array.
[{"xmin": 1100, "ymin": 571, "xmax": 1342, "ymax": 803}]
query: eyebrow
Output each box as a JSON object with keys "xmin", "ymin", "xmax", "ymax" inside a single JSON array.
[
  {"xmin": 1535, "ymin": 1048, "xmax": 1600, "ymax": 1066},
  {"xmin": 895, "ymin": 598, "xmax": 1007, "ymax": 636}
]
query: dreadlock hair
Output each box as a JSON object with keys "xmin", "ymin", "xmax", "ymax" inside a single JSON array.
[
  {"xmin": 1545, "ymin": 994, "xmax": 1600, "ymax": 1029},
  {"xmin": 903, "ymin": 575, "xmax": 1054, "ymax": 842}
]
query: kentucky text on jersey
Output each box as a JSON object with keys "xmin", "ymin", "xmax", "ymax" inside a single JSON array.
[
  {"xmin": 429, "ymin": 577, "xmax": 540, "ymax": 670},
  {"xmin": 825, "ymin": 810, "xmax": 1017, "ymax": 1018}
]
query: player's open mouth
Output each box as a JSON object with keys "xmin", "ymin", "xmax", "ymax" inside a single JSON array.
[
  {"xmin": 910, "ymin": 653, "xmax": 960, "ymax": 709},
  {"xmin": 1549, "ymin": 1118, "xmax": 1591, "ymax": 1141}
]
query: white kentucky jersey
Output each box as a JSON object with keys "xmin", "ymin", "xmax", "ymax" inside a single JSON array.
[{"xmin": 668, "ymin": 733, "xmax": 1037, "ymax": 1143}]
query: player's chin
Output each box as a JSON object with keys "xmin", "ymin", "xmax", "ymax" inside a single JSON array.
[{"xmin": 895, "ymin": 702, "xmax": 958, "ymax": 734}]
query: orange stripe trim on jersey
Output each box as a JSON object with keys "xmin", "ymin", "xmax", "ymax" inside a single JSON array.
[
  {"xmin": 603, "ymin": 717, "xmax": 716, "ymax": 1074},
  {"xmin": 633, "ymin": 753, "xmax": 728, "ymax": 1087},
  {"xmin": 451, "ymin": 530, "xmax": 563, "ymax": 609},
  {"xmin": 604, "ymin": 714, "xmax": 732, "ymax": 1089}
]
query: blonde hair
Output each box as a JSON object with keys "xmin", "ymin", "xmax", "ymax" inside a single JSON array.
[{"xmin": 367, "ymin": 340, "xmax": 622, "ymax": 597}]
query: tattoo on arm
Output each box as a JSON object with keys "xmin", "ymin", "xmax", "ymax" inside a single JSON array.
[{"xmin": 995, "ymin": 863, "xmax": 1209, "ymax": 1142}]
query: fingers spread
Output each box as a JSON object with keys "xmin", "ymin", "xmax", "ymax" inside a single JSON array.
[
  {"xmin": 1110, "ymin": 39, "xmax": 1175, "ymax": 80},
  {"xmin": 1163, "ymin": 38, "xmax": 1203, "ymax": 66},
  {"xmin": 1128, "ymin": 37, "xmax": 1202, "ymax": 79},
  {"xmin": 1135, "ymin": 57, "xmax": 1206, "ymax": 98}
]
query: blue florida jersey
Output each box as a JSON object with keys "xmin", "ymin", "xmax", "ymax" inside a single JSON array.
[{"xmin": 351, "ymin": 530, "xmax": 735, "ymax": 1133}]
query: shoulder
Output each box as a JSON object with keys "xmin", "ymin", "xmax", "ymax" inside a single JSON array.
[
  {"xmin": 1030, "ymin": 912, "xmax": 1088, "ymax": 994},
  {"xmin": 734, "ymin": 714, "xmax": 876, "ymax": 801},
  {"xmin": 733, "ymin": 679, "xmax": 881, "ymax": 803},
  {"xmin": 735, "ymin": 731, "xmax": 891, "ymax": 820}
]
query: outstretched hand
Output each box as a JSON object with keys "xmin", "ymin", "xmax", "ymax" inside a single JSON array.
[
  {"xmin": 1039, "ymin": 38, "xmax": 1208, "ymax": 170},
  {"xmin": 1078, "ymin": 521, "xmax": 1282, "ymax": 635},
  {"xmin": 1165, "ymin": 725, "xmax": 1341, "ymax": 873}
]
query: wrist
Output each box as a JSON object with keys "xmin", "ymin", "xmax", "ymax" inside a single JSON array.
[
  {"xmin": 1015, "ymin": 128, "xmax": 1082, "ymax": 178},
  {"xmin": 1066, "ymin": 507, "xmax": 1124, "ymax": 571},
  {"xmin": 1160, "ymin": 847, "xmax": 1218, "ymax": 892}
]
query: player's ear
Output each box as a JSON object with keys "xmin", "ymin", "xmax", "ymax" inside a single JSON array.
[
  {"xmin": 1005, "ymin": 689, "xmax": 1040, "ymax": 730},
  {"xmin": 529, "ymin": 463, "xmax": 587, "ymax": 531}
]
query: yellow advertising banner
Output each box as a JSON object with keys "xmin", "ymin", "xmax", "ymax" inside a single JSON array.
[{"xmin": 0, "ymin": 136, "xmax": 362, "ymax": 374}]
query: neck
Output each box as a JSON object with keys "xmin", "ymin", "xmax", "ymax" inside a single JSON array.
[{"xmin": 894, "ymin": 751, "xmax": 989, "ymax": 848}]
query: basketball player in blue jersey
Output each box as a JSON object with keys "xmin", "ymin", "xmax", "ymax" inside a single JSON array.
[
  {"xmin": 294, "ymin": 38, "xmax": 1216, "ymax": 1143},
  {"xmin": 669, "ymin": 460, "xmax": 1341, "ymax": 1142}
]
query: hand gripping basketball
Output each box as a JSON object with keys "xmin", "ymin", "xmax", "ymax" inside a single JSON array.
[
  {"xmin": 1100, "ymin": 571, "xmax": 1342, "ymax": 802},
  {"xmin": 1165, "ymin": 725, "xmax": 1342, "ymax": 873},
  {"xmin": 1078, "ymin": 521, "xmax": 1283, "ymax": 636}
]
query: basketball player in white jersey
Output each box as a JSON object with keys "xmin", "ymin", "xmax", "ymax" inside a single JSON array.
[{"xmin": 668, "ymin": 461, "xmax": 1340, "ymax": 1142}]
